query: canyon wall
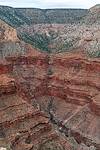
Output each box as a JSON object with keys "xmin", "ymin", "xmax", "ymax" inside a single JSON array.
[
  {"xmin": 0, "ymin": 57, "xmax": 73, "ymax": 150},
  {"xmin": 1, "ymin": 49, "xmax": 99, "ymax": 150}
]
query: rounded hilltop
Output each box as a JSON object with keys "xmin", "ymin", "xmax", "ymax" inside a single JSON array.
[{"xmin": 90, "ymin": 4, "xmax": 100, "ymax": 13}]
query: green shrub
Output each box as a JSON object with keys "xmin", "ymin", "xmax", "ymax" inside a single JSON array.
[{"xmin": 87, "ymin": 51, "xmax": 100, "ymax": 58}]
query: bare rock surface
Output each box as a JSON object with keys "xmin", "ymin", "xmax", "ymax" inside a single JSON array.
[
  {"xmin": 2, "ymin": 48, "xmax": 99, "ymax": 150},
  {"xmin": 0, "ymin": 66, "xmax": 72, "ymax": 150}
]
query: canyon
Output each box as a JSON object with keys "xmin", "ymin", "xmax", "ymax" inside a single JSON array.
[
  {"xmin": 0, "ymin": 48, "xmax": 100, "ymax": 150},
  {"xmin": 0, "ymin": 4, "xmax": 100, "ymax": 150}
]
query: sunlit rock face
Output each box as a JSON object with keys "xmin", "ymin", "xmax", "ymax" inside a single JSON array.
[
  {"xmin": 0, "ymin": 19, "xmax": 18, "ymax": 42},
  {"xmin": 0, "ymin": 19, "xmax": 31, "ymax": 59}
]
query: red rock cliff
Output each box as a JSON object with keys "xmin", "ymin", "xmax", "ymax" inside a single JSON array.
[
  {"xmin": 0, "ymin": 61, "xmax": 72, "ymax": 150},
  {"xmin": 3, "ymin": 49, "xmax": 100, "ymax": 149}
]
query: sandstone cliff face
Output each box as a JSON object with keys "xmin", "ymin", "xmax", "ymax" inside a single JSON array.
[
  {"xmin": 0, "ymin": 19, "xmax": 32, "ymax": 59},
  {"xmin": 0, "ymin": 60, "xmax": 72, "ymax": 150},
  {"xmin": 2, "ymin": 49, "xmax": 99, "ymax": 150},
  {"xmin": 0, "ymin": 19, "xmax": 18, "ymax": 42}
]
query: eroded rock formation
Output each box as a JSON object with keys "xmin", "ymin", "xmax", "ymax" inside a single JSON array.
[
  {"xmin": 0, "ymin": 19, "xmax": 18, "ymax": 42},
  {"xmin": 0, "ymin": 48, "xmax": 98, "ymax": 150},
  {"xmin": 0, "ymin": 5, "xmax": 99, "ymax": 150},
  {"xmin": 0, "ymin": 61, "xmax": 72, "ymax": 150}
]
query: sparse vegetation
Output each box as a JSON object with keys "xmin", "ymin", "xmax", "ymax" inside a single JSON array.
[
  {"xmin": 0, "ymin": 5, "xmax": 100, "ymax": 57},
  {"xmin": 18, "ymin": 32, "xmax": 51, "ymax": 52},
  {"xmin": 0, "ymin": 6, "xmax": 88, "ymax": 27},
  {"xmin": 87, "ymin": 50, "xmax": 100, "ymax": 58}
]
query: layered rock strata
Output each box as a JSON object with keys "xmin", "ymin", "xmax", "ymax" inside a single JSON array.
[
  {"xmin": 0, "ymin": 64, "xmax": 72, "ymax": 150},
  {"xmin": 4, "ymin": 50, "xmax": 100, "ymax": 149}
]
